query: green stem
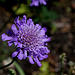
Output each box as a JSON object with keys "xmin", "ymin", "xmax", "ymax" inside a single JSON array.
[
  {"xmin": 60, "ymin": 60, "xmax": 64, "ymax": 75},
  {"xmin": 60, "ymin": 53, "xmax": 66, "ymax": 75}
]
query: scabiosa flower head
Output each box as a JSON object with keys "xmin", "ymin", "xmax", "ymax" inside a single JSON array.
[
  {"xmin": 1, "ymin": 15, "xmax": 50, "ymax": 67},
  {"xmin": 30, "ymin": 0, "xmax": 47, "ymax": 6}
]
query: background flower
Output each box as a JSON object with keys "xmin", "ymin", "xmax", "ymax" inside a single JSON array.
[{"xmin": 30, "ymin": 0, "xmax": 47, "ymax": 6}]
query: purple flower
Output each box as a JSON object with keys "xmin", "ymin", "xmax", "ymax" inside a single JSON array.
[
  {"xmin": 1, "ymin": 15, "xmax": 50, "ymax": 67},
  {"xmin": 30, "ymin": 0, "xmax": 47, "ymax": 6}
]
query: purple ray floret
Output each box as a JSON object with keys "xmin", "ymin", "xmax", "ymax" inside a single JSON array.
[
  {"xmin": 1, "ymin": 15, "xmax": 50, "ymax": 67},
  {"xmin": 30, "ymin": 0, "xmax": 47, "ymax": 6}
]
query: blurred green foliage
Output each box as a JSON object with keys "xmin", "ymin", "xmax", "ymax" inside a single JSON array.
[
  {"xmin": 34, "ymin": 6, "xmax": 59, "ymax": 23},
  {"xmin": 40, "ymin": 61, "xmax": 49, "ymax": 72},
  {"xmin": 12, "ymin": 3, "xmax": 30, "ymax": 15},
  {"xmin": 8, "ymin": 69, "xmax": 16, "ymax": 75},
  {"xmin": 51, "ymin": 24, "xmax": 57, "ymax": 33},
  {"xmin": 38, "ymin": 61, "xmax": 55, "ymax": 75},
  {"xmin": 41, "ymin": 6, "xmax": 59, "ymax": 22},
  {"xmin": 0, "ymin": 0, "xmax": 6, "ymax": 3}
]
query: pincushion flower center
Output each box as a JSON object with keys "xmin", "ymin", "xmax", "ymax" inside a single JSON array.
[{"xmin": 18, "ymin": 29, "xmax": 38, "ymax": 48}]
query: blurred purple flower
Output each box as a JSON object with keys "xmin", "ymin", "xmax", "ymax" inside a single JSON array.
[
  {"xmin": 1, "ymin": 15, "xmax": 50, "ymax": 67},
  {"xmin": 30, "ymin": 0, "xmax": 47, "ymax": 6}
]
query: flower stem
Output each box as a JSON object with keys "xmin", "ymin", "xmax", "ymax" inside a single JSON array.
[
  {"xmin": 59, "ymin": 53, "xmax": 66, "ymax": 75},
  {"xmin": 60, "ymin": 60, "xmax": 64, "ymax": 75},
  {"xmin": 0, "ymin": 57, "xmax": 16, "ymax": 70}
]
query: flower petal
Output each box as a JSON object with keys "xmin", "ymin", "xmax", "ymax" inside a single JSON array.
[
  {"xmin": 20, "ymin": 15, "xmax": 26, "ymax": 25},
  {"xmin": 17, "ymin": 50, "xmax": 23, "ymax": 60},
  {"xmin": 39, "ymin": 54, "xmax": 48, "ymax": 60},
  {"xmin": 29, "ymin": 56, "xmax": 34, "ymax": 64},
  {"xmin": 14, "ymin": 16, "xmax": 20, "ymax": 25},
  {"xmin": 27, "ymin": 19, "xmax": 34, "ymax": 26},
  {"xmin": 34, "ymin": 57, "xmax": 42, "ymax": 67},
  {"xmin": 23, "ymin": 50, "xmax": 27, "ymax": 59},
  {"xmin": 39, "ymin": 0, "xmax": 47, "ymax": 5},
  {"xmin": 42, "ymin": 37, "xmax": 51, "ymax": 42},
  {"xmin": 1, "ymin": 33, "xmax": 12, "ymax": 41},
  {"xmin": 14, "ymin": 42, "xmax": 18, "ymax": 46},
  {"xmin": 34, "ymin": 24, "xmax": 41, "ymax": 32},
  {"xmin": 17, "ymin": 43, "xmax": 22, "ymax": 48},
  {"xmin": 8, "ymin": 41, "xmax": 13, "ymax": 46},
  {"xmin": 11, "ymin": 24, "xmax": 18, "ymax": 34},
  {"xmin": 12, "ymin": 51, "xmax": 19, "ymax": 57},
  {"xmin": 40, "ymin": 27, "xmax": 47, "ymax": 35},
  {"xmin": 39, "ymin": 46, "xmax": 50, "ymax": 54},
  {"xmin": 30, "ymin": 0, "xmax": 39, "ymax": 6},
  {"xmin": 6, "ymin": 30, "xmax": 14, "ymax": 36}
]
